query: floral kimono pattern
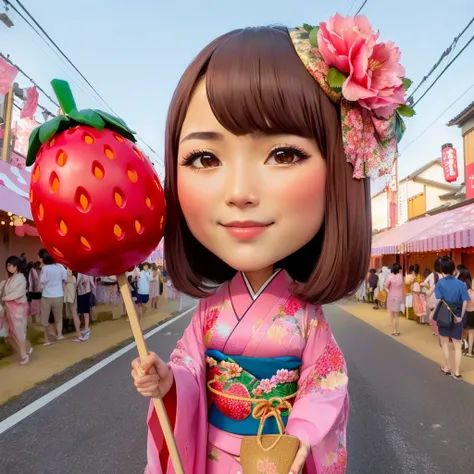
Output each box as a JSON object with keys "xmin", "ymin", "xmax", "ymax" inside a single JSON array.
[{"xmin": 146, "ymin": 270, "xmax": 348, "ymax": 473}]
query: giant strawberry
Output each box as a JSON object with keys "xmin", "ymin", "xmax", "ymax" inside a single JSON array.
[{"xmin": 26, "ymin": 80, "xmax": 166, "ymax": 276}]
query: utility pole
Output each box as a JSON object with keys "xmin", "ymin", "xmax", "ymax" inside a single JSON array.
[{"xmin": 1, "ymin": 86, "xmax": 14, "ymax": 162}]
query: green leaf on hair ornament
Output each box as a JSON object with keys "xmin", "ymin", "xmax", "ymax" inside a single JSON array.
[
  {"xmin": 302, "ymin": 23, "xmax": 315, "ymax": 34},
  {"xmin": 26, "ymin": 79, "xmax": 136, "ymax": 167},
  {"xmin": 397, "ymin": 104, "xmax": 416, "ymax": 118},
  {"xmin": 402, "ymin": 78, "xmax": 413, "ymax": 91},
  {"xmin": 327, "ymin": 67, "xmax": 347, "ymax": 91},
  {"xmin": 308, "ymin": 26, "xmax": 320, "ymax": 48}
]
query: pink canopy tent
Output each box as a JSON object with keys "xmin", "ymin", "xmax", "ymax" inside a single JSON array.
[
  {"xmin": 0, "ymin": 159, "xmax": 32, "ymax": 220},
  {"xmin": 406, "ymin": 202, "xmax": 474, "ymax": 252},
  {"xmin": 371, "ymin": 212, "xmax": 446, "ymax": 256}
]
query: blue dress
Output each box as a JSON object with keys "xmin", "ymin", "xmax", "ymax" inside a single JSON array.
[{"xmin": 435, "ymin": 276, "xmax": 470, "ymax": 340}]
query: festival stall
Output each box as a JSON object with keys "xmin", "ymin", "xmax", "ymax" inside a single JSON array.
[
  {"xmin": 371, "ymin": 212, "xmax": 447, "ymax": 271},
  {"xmin": 0, "ymin": 159, "xmax": 41, "ymax": 267},
  {"xmin": 405, "ymin": 201, "xmax": 474, "ymax": 272}
]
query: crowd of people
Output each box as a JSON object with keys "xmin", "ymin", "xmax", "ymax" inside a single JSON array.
[
  {"xmin": 357, "ymin": 256, "xmax": 474, "ymax": 381},
  {"xmin": 0, "ymin": 250, "xmax": 176, "ymax": 366}
]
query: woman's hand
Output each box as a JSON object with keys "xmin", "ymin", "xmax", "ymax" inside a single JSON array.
[
  {"xmin": 131, "ymin": 352, "xmax": 174, "ymax": 398},
  {"xmin": 454, "ymin": 316, "xmax": 462, "ymax": 325},
  {"xmin": 289, "ymin": 441, "xmax": 310, "ymax": 474}
]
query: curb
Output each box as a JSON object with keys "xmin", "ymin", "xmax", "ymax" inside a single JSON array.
[{"xmin": 0, "ymin": 311, "xmax": 182, "ymax": 422}]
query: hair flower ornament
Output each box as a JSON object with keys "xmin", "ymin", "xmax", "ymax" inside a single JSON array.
[{"xmin": 290, "ymin": 14, "xmax": 415, "ymax": 179}]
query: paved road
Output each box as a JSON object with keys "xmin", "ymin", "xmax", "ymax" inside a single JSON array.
[{"xmin": 1, "ymin": 302, "xmax": 473, "ymax": 474}]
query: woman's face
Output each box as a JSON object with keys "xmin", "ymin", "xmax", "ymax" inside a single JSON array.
[
  {"xmin": 177, "ymin": 80, "xmax": 327, "ymax": 273},
  {"xmin": 7, "ymin": 263, "xmax": 18, "ymax": 274}
]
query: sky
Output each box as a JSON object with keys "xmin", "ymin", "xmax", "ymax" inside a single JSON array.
[{"xmin": 2, "ymin": 0, "xmax": 474, "ymax": 186}]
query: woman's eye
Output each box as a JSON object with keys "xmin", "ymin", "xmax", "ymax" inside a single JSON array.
[
  {"xmin": 187, "ymin": 153, "xmax": 221, "ymax": 169},
  {"xmin": 266, "ymin": 147, "xmax": 309, "ymax": 165}
]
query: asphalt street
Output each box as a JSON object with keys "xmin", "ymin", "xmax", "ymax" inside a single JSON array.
[{"xmin": 0, "ymin": 301, "xmax": 473, "ymax": 474}]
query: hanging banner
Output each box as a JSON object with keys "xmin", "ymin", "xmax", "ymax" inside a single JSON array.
[
  {"xmin": 467, "ymin": 162, "xmax": 474, "ymax": 200},
  {"xmin": 0, "ymin": 56, "xmax": 18, "ymax": 95},
  {"xmin": 13, "ymin": 117, "xmax": 39, "ymax": 157},
  {"xmin": 20, "ymin": 86, "xmax": 39, "ymax": 119},
  {"xmin": 441, "ymin": 143, "xmax": 459, "ymax": 183}
]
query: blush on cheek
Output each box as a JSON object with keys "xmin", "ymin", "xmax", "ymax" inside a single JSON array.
[{"xmin": 281, "ymin": 168, "xmax": 326, "ymax": 207}]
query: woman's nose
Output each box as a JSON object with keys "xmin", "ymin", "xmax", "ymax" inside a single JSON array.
[{"xmin": 224, "ymin": 163, "xmax": 260, "ymax": 209}]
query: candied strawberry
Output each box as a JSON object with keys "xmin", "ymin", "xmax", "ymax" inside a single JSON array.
[{"xmin": 27, "ymin": 79, "xmax": 166, "ymax": 276}]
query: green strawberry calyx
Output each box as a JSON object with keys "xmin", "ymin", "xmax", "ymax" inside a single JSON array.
[{"xmin": 26, "ymin": 79, "xmax": 136, "ymax": 167}]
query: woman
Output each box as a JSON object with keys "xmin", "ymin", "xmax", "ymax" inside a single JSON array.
[
  {"xmin": 385, "ymin": 263, "xmax": 404, "ymax": 336},
  {"xmin": 77, "ymin": 272, "xmax": 95, "ymax": 340},
  {"xmin": 28, "ymin": 261, "xmax": 42, "ymax": 324},
  {"xmin": 39, "ymin": 248, "xmax": 67, "ymax": 346},
  {"xmin": 137, "ymin": 263, "xmax": 152, "ymax": 319},
  {"xmin": 129, "ymin": 14, "xmax": 411, "ymax": 473},
  {"xmin": 407, "ymin": 264, "xmax": 426, "ymax": 323},
  {"xmin": 64, "ymin": 268, "xmax": 87, "ymax": 342},
  {"xmin": 422, "ymin": 257, "xmax": 443, "ymax": 336},
  {"xmin": 457, "ymin": 267, "xmax": 474, "ymax": 356},
  {"xmin": 367, "ymin": 269, "xmax": 378, "ymax": 305},
  {"xmin": 1, "ymin": 256, "xmax": 32, "ymax": 365},
  {"xmin": 149, "ymin": 264, "xmax": 161, "ymax": 310},
  {"xmin": 434, "ymin": 256, "xmax": 470, "ymax": 381}
]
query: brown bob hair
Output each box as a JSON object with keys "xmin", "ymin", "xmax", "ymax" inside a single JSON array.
[{"xmin": 164, "ymin": 26, "xmax": 371, "ymax": 305}]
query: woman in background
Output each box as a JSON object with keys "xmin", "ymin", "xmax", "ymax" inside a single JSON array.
[
  {"xmin": 435, "ymin": 256, "xmax": 470, "ymax": 381},
  {"xmin": 39, "ymin": 248, "xmax": 67, "ymax": 346},
  {"xmin": 422, "ymin": 257, "xmax": 442, "ymax": 336},
  {"xmin": 385, "ymin": 263, "xmax": 404, "ymax": 336},
  {"xmin": 149, "ymin": 264, "xmax": 161, "ymax": 310},
  {"xmin": 77, "ymin": 273, "xmax": 95, "ymax": 340},
  {"xmin": 27, "ymin": 261, "xmax": 42, "ymax": 324},
  {"xmin": 1, "ymin": 256, "xmax": 32, "ymax": 365},
  {"xmin": 137, "ymin": 263, "xmax": 152, "ymax": 319}
]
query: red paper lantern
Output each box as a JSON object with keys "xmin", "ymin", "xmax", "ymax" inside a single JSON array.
[{"xmin": 441, "ymin": 143, "xmax": 458, "ymax": 183}]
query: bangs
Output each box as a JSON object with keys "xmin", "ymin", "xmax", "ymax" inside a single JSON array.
[{"xmin": 205, "ymin": 27, "xmax": 329, "ymax": 141}]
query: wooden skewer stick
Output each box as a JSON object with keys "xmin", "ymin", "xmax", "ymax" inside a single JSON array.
[{"xmin": 118, "ymin": 273, "xmax": 185, "ymax": 474}]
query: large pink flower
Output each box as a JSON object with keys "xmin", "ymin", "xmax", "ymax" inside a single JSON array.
[
  {"xmin": 318, "ymin": 15, "xmax": 406, "ymax": 118},
  {"xmin": 349, "ymin": 41, "xmax": 406, "ymax": 118},
  {"xmin": 317, "ymin": 14, "xmax": 378, "ymax": 75}
]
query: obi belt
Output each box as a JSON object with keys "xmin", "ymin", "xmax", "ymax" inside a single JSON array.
[{"xmin": 205, "ymin": 349, "xmax": 302, "ymax": 436}]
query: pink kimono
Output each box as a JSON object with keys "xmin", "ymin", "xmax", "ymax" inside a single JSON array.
[{"xmin": 146, "ymin": 270, "xmax": 348, "ymax": 473}]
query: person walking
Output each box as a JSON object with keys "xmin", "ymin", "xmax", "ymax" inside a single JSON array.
[
  {"xmin": 457, "ymin": 269, "xmax": 474, "ymax": 358},
  {"xmin": 137, "ymin": 263, "xmax": 152, "ymax": 320},
  {"xmin": 1, "ymin": 256, "xmax": 32, "ymax": 365},
  {"xmin": 385, "ymin": 263, "xmax": 404, "ymax": 336},
  {"xmin": 422, "ymin": 257, "xmax": 443, "ymax": 336},
  {"xmin": 434, "ymin": 256, "xmax": 470, "ymax": 381},
  {"xmin": 76, "ymin": 273, "xmax": 95, "ymax": 340},
  {"xmin": 38, "ymin": 249, "xmax": 67, "ymax": 346}
]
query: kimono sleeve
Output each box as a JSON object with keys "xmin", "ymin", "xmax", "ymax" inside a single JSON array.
[
  {"xmin": 2, "ymin": 275, "xmax": 27, "ymax": 301},
  {"xmin": 286, "ymin": 307, "xmax": 348, "ymax": 473},
  {"xmin": 145, "ymin": 300, "xmax": 208, "ymax": 474}
]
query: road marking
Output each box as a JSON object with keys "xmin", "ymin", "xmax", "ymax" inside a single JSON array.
[{"xmin": 0, "ymin": 306, "xmax": 197, "ymax": 436}]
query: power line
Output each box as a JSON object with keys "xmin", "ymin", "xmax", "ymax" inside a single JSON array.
[
  {"xmin": 5, "ymin": 0, "xmax": 163, "ymax": 167},
  {"xmin": 400, "ymin": 81, "xmax": 474, "ymax": 156},
  {"xmin": 345, "ymin": 0, "xmax": 358, "ymax": 15},
  {"xmin": 0, "ymin": 51, "xmax": 59, "ymax": 111},
  {"xmin": 409, "ymin": 16, "xmax": 474, "ymax": 101},
  {"xmin": 5, "ymin": 0, "xmax": 118, "ymax": 116},
  {"xmin": 355, "ymin": 0, "xmax": 368, "ymax": 16},
  {"xmin": 413, "ymin": 33, "xmax": 474, "ymax": 108}
]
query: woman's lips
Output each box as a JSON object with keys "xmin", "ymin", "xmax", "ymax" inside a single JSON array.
[{"xmin": 221, "ymin": 221, "xmax": 273, "ymax": 240}]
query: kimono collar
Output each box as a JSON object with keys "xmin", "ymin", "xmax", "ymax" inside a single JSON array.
[{"xmin": 229, "ymin": 269, "xmax": 293, "ymax": 320}]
